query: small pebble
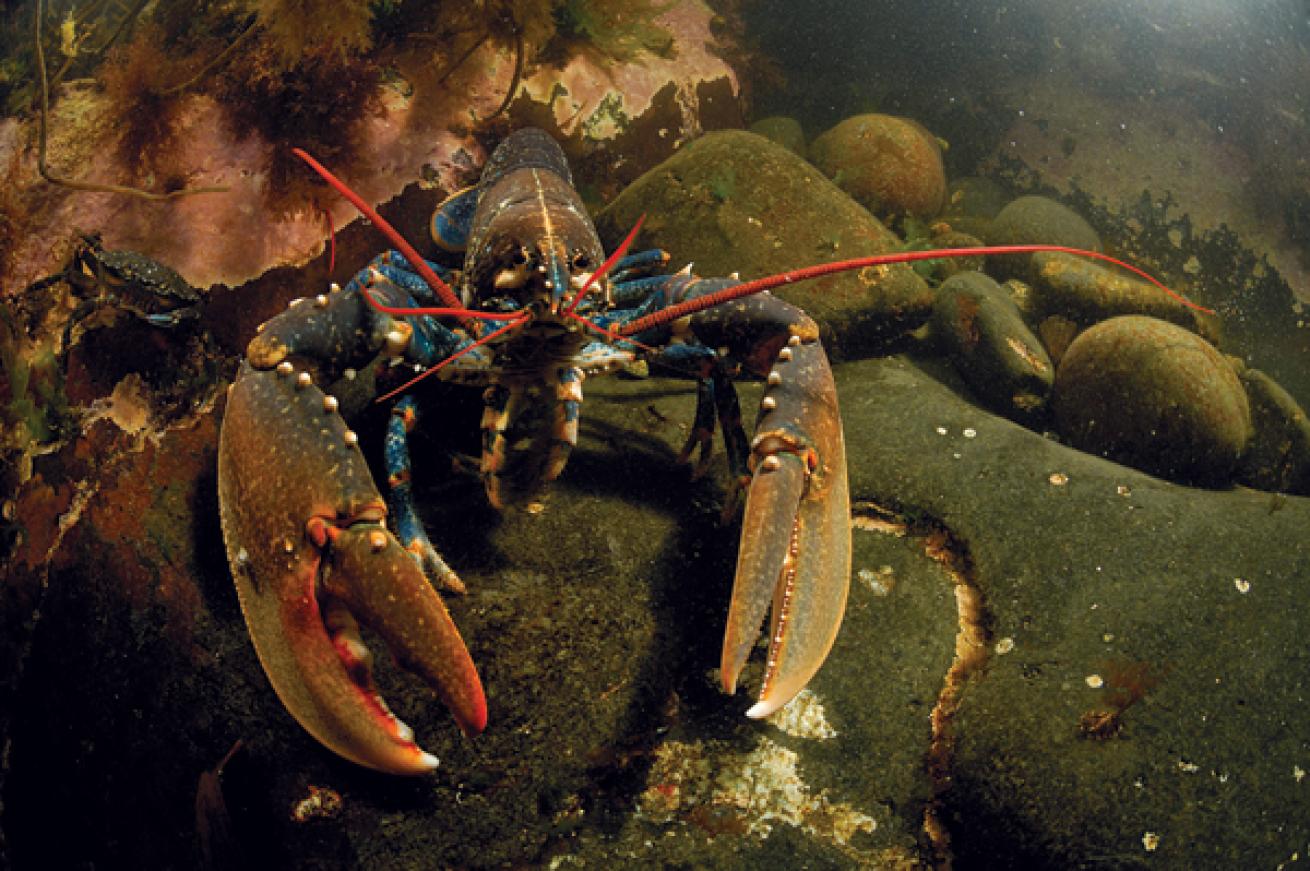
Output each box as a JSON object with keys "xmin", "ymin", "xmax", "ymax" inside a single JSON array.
[
  {"xmin": 1234, "ymin": 578, "xmax": 1251, "ymax": 594},
  {"xmin": 1085, "ymin": 674, "xmax": 1104, "ymax": 689}
]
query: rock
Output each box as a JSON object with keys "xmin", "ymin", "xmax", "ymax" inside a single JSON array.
[
  {"xmin": 1036, "ymin": 314, "xmax": 1080, "ymax": 364},
  {"xmin": 808, "ymin": 113, "xmax": 947, "ymax": 221},
  {"xmin": 984, "ymin": 195, "xmax": 1101, "ymax": 279},
  {"xmin": 838, "ymin": 356, "xmax": 1310, "ymax": 868},
  {"xmin": 748, "ymin": 116, "xmax": 807, "ymax": 157},
  {"xmin": 1053, "ymin": 316, "xmax": 1251, "ymax": 483},
  {"xmin": 1237, "ymin": 366, "xmax": 1310, "ymax": 495},
  {"xmin": 940, "ymin": 176, "xmax": 1012, "ymax": 240},
  {"xmin": 931, "ymin": 272, "xmax": 1054, "ymax": 421},
  {"xmin": 925, "ymin": 226, "xmax": 987, "ymax": 282},
  {"xmin": 594, "ymin": 130, "xmax": 935, "ymax": 357},
  {"xmin": 6, "ymin": 349, "xmax": 1309, "ymax": 867},
  {"xmin": 1029, "ymin": 251, "xmax": 1221, "ymax": 343}
]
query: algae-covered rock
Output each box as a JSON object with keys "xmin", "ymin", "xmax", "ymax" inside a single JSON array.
[
  {"xmin": 1030, "ymin": 251, "xmax": 1221, "ymax": 343},
  {"xmin": 808, "ymin": 113, "xmax": 947, "ymax": 221},
  {"xmin": 594, "ymin": 130, "xmax": 935, "ymax": 357},
  {"xmin": 931, "ymin": 272, "xmax": 1054, "ymax": 421},
  {"xmin": 926, "ymin": 226, "xmax": 987, "ymax": 282},
  {"xmin": 984, "ymin": 195, "xmax": 1102, "ymax": 279},
  {"xmin": 748, "ymin": 115, "xmax": 807, "ymax": 157},
  {"xmin": 838, "ymin": 355, "xmax": 1310, "ymax": 868},
  {"xmin": 1237, "ymin": 366, "xmax": 1310, "ymax": 494},
  {"xmin": 1053, "ymin": 315, "xmax": 1251, "ymax": 483}
]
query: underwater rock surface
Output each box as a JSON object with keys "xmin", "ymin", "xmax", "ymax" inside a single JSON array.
[
  {"xmin": 3, "ymin": 354, "xmax": 1308, "ymax": 868},
  {"xmin": 1053, "ymin": 316, "xmax": 1251, "ymax": 484},
  {"xmin": 595, "ymin": 129, "xmax": 935, "ymax": 357},
  {"xmin": 808, "ymin": 113, "xmax": 947, "ymax": 222}
]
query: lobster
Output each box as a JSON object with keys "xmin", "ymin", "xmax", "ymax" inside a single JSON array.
[{"xmin": 218, "ymin": 128, "xmax": 1209, "ymax": 774}]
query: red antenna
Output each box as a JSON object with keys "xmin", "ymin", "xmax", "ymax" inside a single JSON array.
[{"xmin": 619, "ymin": 244, "xmax": 1214, "ymax": 337}]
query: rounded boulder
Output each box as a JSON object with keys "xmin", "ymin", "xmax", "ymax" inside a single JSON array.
[
  {"xmin": 808, "ymin": 114, "xmax": 946, "ymax": 221},
  {"xmin": 1053, "ymin": 316, "xmax": 1251, "ymax": 483}
]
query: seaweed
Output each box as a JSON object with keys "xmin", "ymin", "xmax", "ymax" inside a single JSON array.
[
  {"xmin": 30, "ymin": 0, "xmax": 228, "ymax": 200},
  {"xmin": 0, "ymin": 309, "xmax": 69, "ymax": 447},
  {"xmin": 96, "ymin": 24, "xmax": 190, "ymax": 181},
  {"xmin": 552, "ymin": 0, "xmax": 676, "ymax": 62},
  {"xmin": 254, "ymin": 0, "xmax": 373, "ymax": 69},
  {"xmin": 212, "ymin": 35, "xmax": 383, "ymax": 213}
]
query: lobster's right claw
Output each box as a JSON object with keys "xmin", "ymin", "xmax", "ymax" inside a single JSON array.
[
  {"xmin": 219, "ymin": 363, "xmax": 486, "ymax": 775},
  {"xmin": 721, "ymin": 336, "xmax": 852, "ymax": 717}
]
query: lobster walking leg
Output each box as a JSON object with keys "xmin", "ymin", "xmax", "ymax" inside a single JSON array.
[{"xmin": 385, "ymin": 395, "xmax": 466, "ymax": 594}]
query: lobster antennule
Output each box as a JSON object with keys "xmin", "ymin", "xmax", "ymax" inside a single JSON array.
[
  {"xmin": 564, "ymin": 214, "xmax": 646, "ymax": 316},
  {"xmin": 618, "ymin": 244, "xmax": 1214, "ymax": 337},
  {"xmin": 291, "ymin": 148, "xmax": 470, "ymax": 323}
]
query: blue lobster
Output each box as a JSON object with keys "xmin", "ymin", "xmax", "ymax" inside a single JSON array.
[
  {"xmin": 217, "ymin": 128, "xmax": 1208, "ymax": 774},
  {"xmin": 218, "ymin": 129, "xmax": 851, "ymax": 773}
]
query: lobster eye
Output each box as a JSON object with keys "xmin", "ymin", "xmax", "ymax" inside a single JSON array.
[
  {"xmin": 511, "ymin": 248, "xmax": 529, "ymax": 266},
  {"xmin": 571, "ymin": 252, "xmax": 591, "ymax": 270}
]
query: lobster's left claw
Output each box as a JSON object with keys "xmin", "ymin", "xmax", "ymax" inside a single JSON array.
[{"xmin": 721, "ymin": 336, "xmax": 851, "ymax": 717}]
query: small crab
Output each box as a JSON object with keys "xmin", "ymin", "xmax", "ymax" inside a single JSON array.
[{"xmin": 26, "ymin": 233, "xmax": 203, "ymax": 361}]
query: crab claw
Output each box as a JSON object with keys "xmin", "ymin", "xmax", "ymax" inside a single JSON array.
[
  {"xmin": 721, "ymin": 337, "xmax": 851, "ymax": 718},
  {"xmin": 219, "ymin": 362, "xmax": 486, "ymax": 774}
]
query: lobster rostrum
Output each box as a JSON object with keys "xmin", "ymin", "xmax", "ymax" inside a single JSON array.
[{"xmin": 218, "ymin": 128, "xmax": 1211, "ymax": 775}]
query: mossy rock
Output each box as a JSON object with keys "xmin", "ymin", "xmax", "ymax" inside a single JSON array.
[
  {"xmin": 984, "ymin": 195, "xmax": 1101, "ymax": 279},
  {"xmin": 808, "ymin": 113, "xmax": 947, "ymax": 221},
  {"xmin": 1237, "ymin": 366, "xmax": 1310, "ymax": 495},
  {"xmin": 595, "ymin": 130, "xmax": 934, "ymax": 357},
  {"xmin": 1029, "ymin": 251, "xmax": 1221, "ymax": 343},
  {"xmin": 931, "ymin": 272, "xmax": 1054, "ymax": 421},
  {"xmin": 748, "ymin": 115, "xmax": 807, "ymax": 158},
  {"xmin": 1053, "ymin": 316, "xmax": 1251, "ymax": 484}
]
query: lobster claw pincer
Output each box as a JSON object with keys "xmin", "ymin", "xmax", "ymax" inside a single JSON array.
[
  {"xmin": 720, "ymin": 335, "xmax": 851, "ymax": 717},
  {"xmin": 219, "ymin": 362, "xmax": 486, "ymax": 774}
]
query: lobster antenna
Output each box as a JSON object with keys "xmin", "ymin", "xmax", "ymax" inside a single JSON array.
[
  {"xmin": 291, "ymin": 148, "xmax": 475, "ymax": 330},
  {"xmin": 564, "ymin": 214, "xmax": 646, "ymax": 317},
  {"xmin": 619, "ymin": 244, "xmax": 1214, "ymax": 337}
]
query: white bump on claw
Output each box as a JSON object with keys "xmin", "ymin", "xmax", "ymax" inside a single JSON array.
[
  {"xmin": 315, "ymin": 294, "xmax": 329, "ymax": 308},
  {"xmin": 344, "ymin": 430, "xmax": 359, "ymax": 447},
  {"xmin": 761, "ymin": 396, "xmax": 777, "ymax": 411},
  {"xmin": 329, "ymin": 282, "xmax": 342, "ymax": 293},
  {"xmin": 777, "ymin": 347, "xmax": 793, "ymax": 362},
  {"xmin": 761, "ymin": 455, "xmax": 781, "ymax": 472},
  {"xmin": 368, "ymin": 530, "xmax": 387, "ymax": 552},
  {"xmin": 296, "ymin": 372, "xmax": 312, "ymax": 389},
  {"xmin": 276, "ymin": 361, "xmax": 293, "ymax": 377},
  {"xmin": 767, "ymin": 371, "xmax": 783, "ymax": 386},
  {"xmin": 323, "ymin": 395, "xmax": 339, "ymax": 413},
  {"xmin": 788, "ymin": 334, "xmax": 802, "ymax": 347}
]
